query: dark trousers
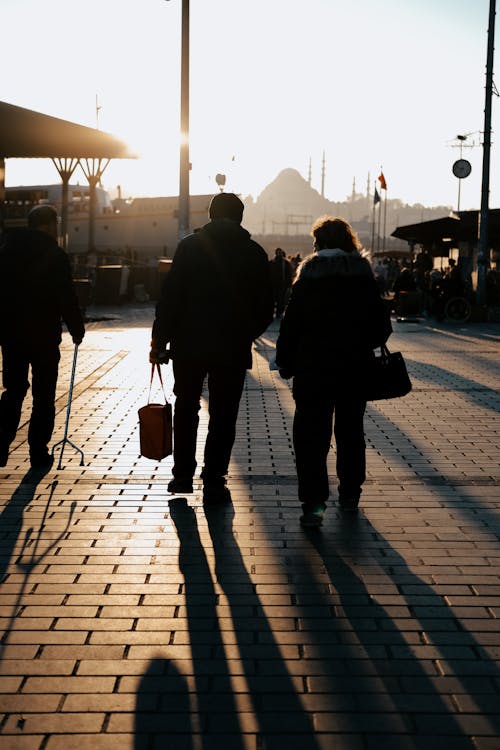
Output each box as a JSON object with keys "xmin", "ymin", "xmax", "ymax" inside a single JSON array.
[
  {"xmin": 172, "ymin": 358, "xmax": 247, "ymax": 482},
  {"xmin": 273, "ymin": 286, "xmax": 290, "ymax": 318},
  {"xmin": 292, "ymin": 373, "xmax": 366, "ymax": 506},
  {"xmin": 0, "ymin": 341, "xmax": 60, "ymax": 455}
]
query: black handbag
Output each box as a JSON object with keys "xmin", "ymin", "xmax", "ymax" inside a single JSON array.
[{"xmin": 365, "ymin": 344, "xmax": 412, "ymax": 401}]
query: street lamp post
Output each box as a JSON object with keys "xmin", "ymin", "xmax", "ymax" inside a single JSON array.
[
  {"xmin": 477, "ymin": 0, "xmax": 496, "ymax": 306},
  {"xmin": 178, "ymin": 0, "xmax": 190, "ymax": 240}
]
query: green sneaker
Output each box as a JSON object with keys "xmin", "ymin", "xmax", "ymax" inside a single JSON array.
[{"xmin": 300, "ymin": 505, "xmax": 326, "ymax": 528}]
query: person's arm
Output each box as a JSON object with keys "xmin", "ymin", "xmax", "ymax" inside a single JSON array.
[
  {"xmin": 150, "ymin": 241, "xmax": 190, "ymax": 361},
  {"xmin": 275, "ymin": 281, "xmax": 304, "ymax": 378},
  {"xmin": 367, "ymin": 278, "xmax": 392, "ymax": 348},
  {"xmin": 55, "ymin": 251, "xmax": 85, "ymax": 344},
  {"xmin": 250, "ymin": 248, "xmax": 274, "ymax": 339}
]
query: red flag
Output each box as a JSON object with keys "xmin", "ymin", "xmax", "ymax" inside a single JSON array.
[{"xmin": 378, "ymin": 172, "xmax": 387, "ymax": 190}]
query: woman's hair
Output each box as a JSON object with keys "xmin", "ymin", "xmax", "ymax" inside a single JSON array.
[{"xmin": 311, "ymin": 216, "xmax": 361, "ymax": 253}]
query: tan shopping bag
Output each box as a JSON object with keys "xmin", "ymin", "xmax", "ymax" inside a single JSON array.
[{"xmin": 138, "ymin": 364, "xmax": 172, "ymax": 460}]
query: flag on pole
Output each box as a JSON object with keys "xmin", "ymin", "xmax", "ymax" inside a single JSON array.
[
  {"xmin": 378, "ymin": 172, "xmax": 387, "ymax": 190},
  {"xmin": 374, "ymin": 187, "xmax": 381, "ymax": 205}
]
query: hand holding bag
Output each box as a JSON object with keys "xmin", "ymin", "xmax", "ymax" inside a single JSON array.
[
  {"xmin": 138, "ymin": 364, "xmax": 173, "ymax": 460},
  {"xmin": 365, "ymin": 344, "xmax": 412, "ymax": 401}
]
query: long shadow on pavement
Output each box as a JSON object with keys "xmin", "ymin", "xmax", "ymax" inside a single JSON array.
[
  {"xmin": 298, "ymin": 513, "xmax": 500, "ymax": 749},
  {"xmin": 0, "ymin": 470, "xmax": 76, "ymax": 660},
  {"xmin": 134, "ymin": 496, "xmax": 323, "ymax": 750},
  {"xmin": 134, "ymin": 497, "xmax": 245, "ymax": 750},
  {"xmin": 203, "ymin": 497, "xmax": 322, "ymax": 750}
]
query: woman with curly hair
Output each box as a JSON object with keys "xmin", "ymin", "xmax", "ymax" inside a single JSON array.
[{"xmin": 276, "ymin": 217, "xmax": 392, "ymax": 527}]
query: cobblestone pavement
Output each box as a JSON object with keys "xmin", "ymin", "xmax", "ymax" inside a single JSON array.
[{"xmin": 1, "ymin": 304, "xmax": 499, "ymax": 750}]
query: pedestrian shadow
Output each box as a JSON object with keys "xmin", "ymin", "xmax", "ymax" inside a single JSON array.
[
  {"xmin": 134, "ymin": 659, "xmax": 193, "ymax": 750},
  {"xmin": 203, "ymin": 497, "xmax": 321, "ymax": 749},
  {"xmin": 0, "ymin": 465, "xmax": 55, "ymax": 584},
  {"xmin": 133, "ymin": 496, "xmax": 322, "ymax": 749},
  {"xmin": 364, "ymin": 404, "xmax": 500, "ymax": 536},
  {"xmin": 0, "ymin": 472, "xmax": 76, "ymax": 660},
  {"xmin": 298, "ymin": 514, "xmax": 500, "ymax": 745},
  {"xmin": 134, "ymin": 497, "xmax": 245, "ymax": 749},
  {"xmin": 404, "ymin": 356, "xmax": 500, "ymax": 413},
  {"xmin": 240, "ymin": 356, "xmax": 500, "ymax": 744}
]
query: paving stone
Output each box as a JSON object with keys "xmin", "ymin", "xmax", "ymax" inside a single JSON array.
[{"xmin": 1, "ymin": 307, "xmax": 500, "ymax": 748}]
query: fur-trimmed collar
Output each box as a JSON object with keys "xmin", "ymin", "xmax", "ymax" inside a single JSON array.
[
  {"xmin": 296, "ymin": 248, "xmax": 374, "ymax": 280},
  {"xmin": 317, "ymin": 247, "xmax": 349, "ymax": 258}
]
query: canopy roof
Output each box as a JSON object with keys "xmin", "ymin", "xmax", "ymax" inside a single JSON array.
[
  {"xmin": 0, "ymin": 101, "xmax": 136, "ymax": 159},
  {"xmin": 391, "ymin": 214, "xmax": 461, "ymax": 244},
  {"xmin": 392, "ymin": 210, "xmax": 500, "ymax": 254}
]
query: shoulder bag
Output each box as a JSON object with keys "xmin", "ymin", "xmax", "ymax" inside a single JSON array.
[{"xmin": 365, "ymin": 344, "xmax": 412, "ymax": 401}]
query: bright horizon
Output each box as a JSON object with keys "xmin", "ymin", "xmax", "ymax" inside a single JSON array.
[{"xmin": 1, "ymin": 0, "xmax": 496, "ymax": 211}]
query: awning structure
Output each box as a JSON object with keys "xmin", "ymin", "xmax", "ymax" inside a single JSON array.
[
  {"xmin": 391, "ymin": 210, "xmax": 500, "ymax": 256},
  {"xmin": 0, "ymin": 101, "xmax": 137, "ymax": 251},
  {"xmin": 0, "ymin": 101, "xmax": 135, "ymax": 159}
]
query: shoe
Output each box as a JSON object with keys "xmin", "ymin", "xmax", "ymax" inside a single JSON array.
[
  {"xmin": 0, "ymin": 442, "xmax": 8, "ymax": 467},
  {"xmin": 167, "ymin": 477, "xmax": 193, "ymax": 494},
  {"xmin": 339, "ymin": 497, "xmax": 359, "ymax": 512},
  {"xmin": 202, "ymin": 475, "xmax": 230, "ymax": 503},
  {"xmin": 300, "ymin": 505, "xmax": 326, "ymax": 528},
  {"xmin": 30, "ymin": 452, "xmax": 53, "ymax": 470},
  {"xmin": 203, "ymin": 484, "xmax": 231, "ymax": 504}
]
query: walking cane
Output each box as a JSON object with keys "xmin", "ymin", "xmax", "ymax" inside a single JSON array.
[{"xmin": 52, "ymin": 344, "xmax": 85, "ymax": 469}]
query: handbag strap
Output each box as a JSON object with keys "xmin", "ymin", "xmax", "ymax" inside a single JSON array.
[
  {"xmin": 147, "ymin": 363, "xmax": 168, "ymax": 405},
  {"xmin": 380, "ymin": 343, "xmax": 390, "ymax": 356}
]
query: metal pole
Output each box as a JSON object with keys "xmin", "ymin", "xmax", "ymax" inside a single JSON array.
[
  {"xmin": 178, "ymin": 0, "xmax": 190, "ymax": 240},
  {"xmin": 370, "ymin": 197, "xmax": 376, "ymax": 255},
  {"xmin": 0, "ymin": 156, "xmax": 5, "ymax": 232},
  {"xmin": 382, "ymin": 190, "xmax": 388, "ymax": 253},
  {"xmin": 52, "ymin": 344, "xmax": 85, "ymax": 468},
  {"xmin": 88, "ymin": 171, "xmax": 98, "ymax": 254},
  {"xmin": 477, "ymin": 0, "xmax": 496, "ymax": 305},
  {"xmin": 376, "ymin": 198, "xmax": 381, "ymax": 254}
]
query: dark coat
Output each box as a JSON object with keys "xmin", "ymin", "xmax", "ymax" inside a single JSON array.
[
  {"xmin": 152, "ymin": 219, "xmax": 274, "ymax": 368},
  {"xmin": 269, "ymin": 255, "xmax": 294, "ymax": 290},
  {"xmin": 276, "ymin": 249, "xmax": 392, "ymax": 384},
  {"xmin": 0, "ymin": 228, "xmax": 85, "ymax": 347}
]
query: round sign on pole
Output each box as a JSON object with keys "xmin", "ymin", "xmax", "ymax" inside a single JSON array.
[{"xmin": 452, "ymin": 159, "xmax": 472, "ymax": 178}]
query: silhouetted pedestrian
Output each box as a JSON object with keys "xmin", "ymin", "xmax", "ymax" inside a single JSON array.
[
  {"xmin": 276, "ymin": 217, "xmax": 391, "ymax": 527},
  {"xmin": 0, "ymin": 205, "xmax": 85, "ymax": 468},
  {"xmin": 269, "ymin": 248, "xmax": 294, "ymax": 317},
  {"xmin": 150, "ymin": 193, "xmax": 273, "ymax": 502}
]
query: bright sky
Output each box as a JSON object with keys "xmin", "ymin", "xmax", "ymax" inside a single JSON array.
[{"xmin": 1, "ymin": 0, "xmax": 496, "ymax": 210}]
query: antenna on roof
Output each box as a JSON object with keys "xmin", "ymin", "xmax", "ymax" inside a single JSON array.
[
  {"xmin": 95, "ymin": 94, "xmax": 102, "ymax": 130},
  {"xmin": 321, "ymin": 150, "xmax": 325, "ymax": 198}
]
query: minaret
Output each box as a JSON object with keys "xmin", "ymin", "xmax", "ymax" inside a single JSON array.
[
  {"xmin": 307, "ymin": 157, "xmax": 312, "ymax": 185},
  {"xmin": 366, "ymin": 171, "xmax": 371, "ymax": 199},
  {"xmin": 351, "ymin": 177, "xmax": 356, "ymax": 202},
  {"xmin": 321, "ymin": 150, "xmax": 325, "ymax": 198}
]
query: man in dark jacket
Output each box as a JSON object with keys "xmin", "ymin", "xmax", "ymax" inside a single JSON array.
[
  {"xmin": 0, "ymin": 205, "xmax": 85, "ymax": 468},
  {"xmin": 269, "ymin": 247, "xmax": 294, "ymax": 318},
  {"xmin": 276, "ymin": 217, "xmax": 392, "ymax": 526},
  {"xmin": 150, "ymin": 192, "xmax": 273, "ymax": 502}
]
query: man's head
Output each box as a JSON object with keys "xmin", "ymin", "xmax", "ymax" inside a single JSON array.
[
  {"xmin": 209, "ymin": 192, "xmax": 244, "ymax": 224},
  {"xmin": 28, "ymin": 205, "xmax": 59, "ymax": 240}
]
